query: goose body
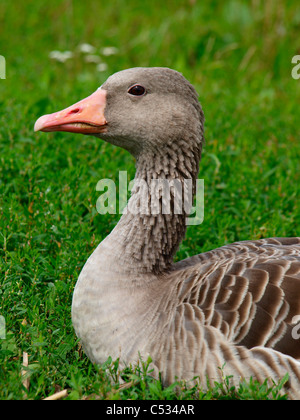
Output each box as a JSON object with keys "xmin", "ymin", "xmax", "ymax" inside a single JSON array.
[{"xmin": 35, "ymin": 67, "xmax": 300, "ymax": 398}]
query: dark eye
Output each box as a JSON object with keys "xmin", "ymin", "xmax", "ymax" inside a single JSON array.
[{"xmin": 128, "ymin": 85, "xmax": 146, "ymax": 96}]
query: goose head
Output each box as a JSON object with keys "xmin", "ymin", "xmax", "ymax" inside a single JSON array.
[{"xmin": 34, "ymin": 67, "xmax": 204, "ymax": 160}]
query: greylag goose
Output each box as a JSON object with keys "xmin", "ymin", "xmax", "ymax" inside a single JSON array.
[{"xmin": 35, "ymin": 67, "xmax": 300, "ymax": 398}]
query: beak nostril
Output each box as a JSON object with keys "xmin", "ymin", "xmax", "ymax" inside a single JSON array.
[{"xmin": 69, "ymin": 108, "xmax": 81, "ymax": 115}]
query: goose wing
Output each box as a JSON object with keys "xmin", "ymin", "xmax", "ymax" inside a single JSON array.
[{"xmin": 174, "ymin": 237, "xmax": 300, "ymax": 359}]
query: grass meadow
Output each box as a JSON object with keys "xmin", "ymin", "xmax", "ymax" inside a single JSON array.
[{"xmin": 0, "ymin": 0, "xmax": 300, "ymax": 400}]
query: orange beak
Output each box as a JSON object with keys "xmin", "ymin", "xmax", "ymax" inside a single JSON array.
[{"xmin": 34, "ymin": 88, "xmax": 107, "ymax": 134}]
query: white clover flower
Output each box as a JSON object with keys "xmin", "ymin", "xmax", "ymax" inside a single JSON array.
[
  {"xmin": 96, "ymin": 63, "xmax": 108, "ymax": 72},
  {"xmin": 78, "ymin": 43, "xmax": 96, "ymax": 54},
  {"xmin": 100, "ymin": 47, "xmax": 119, "ymax": 56},
  {"xmin": 50, "ymin": 225, "xmax": 58, "ymax": 233},
  {"xmin": 84, "ymin": 54, "xmax": 101, "ymax": 63},
  {"xmin": 49, "ymin": 50, "xmax": 73, "ymax": 63},
  {"xmin": 49, "ymin": 50, "xmax": 61, "ymax": 59}
]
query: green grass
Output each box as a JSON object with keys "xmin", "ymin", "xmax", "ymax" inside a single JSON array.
[{"xmin": 0, "ymin": 0, "xmax": 300, "ymax": 400}]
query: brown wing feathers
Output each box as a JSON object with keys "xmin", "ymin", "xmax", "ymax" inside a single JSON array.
[{"xmin": 179, "ymin": 238, "xmax": 300, "ymax": 360}]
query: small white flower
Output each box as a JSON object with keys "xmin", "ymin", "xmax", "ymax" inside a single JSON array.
[
  {"xmin": 49, "ymin": 50, "xmax": 73, "ymax": 63},
  {"xmin": 51, "ymin": 225, "xmax": 58, "ymax": 234},
  {"xmin": 100, "ymin": 47, "xmax": 119, "ymax": 56},
  {"xmin": 62, "ymin": 51, "xmax": 73, "ymax": 59},
  {"xmin": 49, "ymin": 50, "xmax": 61, "ymax": 59},
  {"xmin": 84, "ymin": 54, "xmax": 101, "ymax": 63},
  {"xmin": 96, "ymin": 63, "xmax": 108, "ymax": 72},
  {"xmin": 78, "ymin": 43, "xmax": 96, "ymax": 54}
]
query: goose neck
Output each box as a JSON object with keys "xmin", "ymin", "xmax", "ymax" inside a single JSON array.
[{"xmin": 104, "ymin": 145, "xmax": 200, "ymax": 274}]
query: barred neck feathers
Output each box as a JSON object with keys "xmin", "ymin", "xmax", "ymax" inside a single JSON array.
[{"xmin": 115, "ymin": 136, "xmax": 203, "ymax": 274}]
